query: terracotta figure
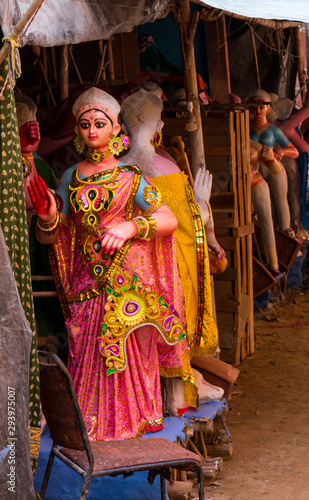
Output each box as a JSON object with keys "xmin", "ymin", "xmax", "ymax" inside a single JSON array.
[
  {"xmin": 246, "ymin": 89, "xmax": 299, "ymax": 240},
  {"xmin": 249, "ymin": 140, "xmax": 282, "ymax": 273}
]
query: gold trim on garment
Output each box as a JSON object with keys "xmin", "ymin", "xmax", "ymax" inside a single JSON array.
[{"xmin": 184, "ymin": 180, "xmax": 218, "ymax": 355}]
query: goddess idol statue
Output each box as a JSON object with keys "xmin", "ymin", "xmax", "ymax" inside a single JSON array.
[{"xmin": 29, "ymin": 87, "xmax": 197, "ymax": 441}]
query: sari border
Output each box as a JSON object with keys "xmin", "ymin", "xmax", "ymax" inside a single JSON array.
[{"xmin": 183, "ymin": 178, "xmax": 215, "ymax": 349}]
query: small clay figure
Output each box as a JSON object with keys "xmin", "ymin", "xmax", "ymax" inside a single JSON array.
[{"xmin": 245, "ymin": 89, "xmax": 299, "ymax": 240}]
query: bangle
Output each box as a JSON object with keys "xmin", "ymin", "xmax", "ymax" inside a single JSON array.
[
  {"xmin": 37, "ymin": 211, "xmax": 60, "ymax": 234},
  {"xmin": 22, "ymin": 153, "xmax": 33, "ymax": 179},
  {"xmin": 133, "ymin": 215, "xmax": 157, "ymax": 240},
  {"xmin": 268, "ymin": 158, "xmax": 276, "ymax": 163}
]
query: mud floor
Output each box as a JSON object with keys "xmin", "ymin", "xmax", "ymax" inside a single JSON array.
[{"xmin": 205, "ymin": 286, "xmax": 309, "ymax": 500}]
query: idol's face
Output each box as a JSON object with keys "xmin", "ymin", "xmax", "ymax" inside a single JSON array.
[
  {"xmin": 75, "ymin": 108, "xmax": 120, "ymax": 149},
  {"xmin": 250, "ymin": 101, "xmax": 271, "ymax": 120}
]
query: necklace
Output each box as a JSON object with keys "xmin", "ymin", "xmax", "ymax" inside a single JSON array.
[{"xmin": 86, "ymin": 149, "xmax": 112, "ymax": 165}]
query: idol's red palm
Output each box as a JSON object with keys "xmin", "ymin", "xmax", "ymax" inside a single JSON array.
[{"xmin": 28, "ymin": 176, "xmax": 57, "ymax": 221}]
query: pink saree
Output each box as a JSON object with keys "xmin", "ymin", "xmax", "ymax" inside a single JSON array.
[{"xmin": 50, "ymin": 164, "xmax": 193, "ymax": 441}]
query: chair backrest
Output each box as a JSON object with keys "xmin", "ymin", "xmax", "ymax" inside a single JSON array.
[{"xmin": 39, "ymin": 351, "xmax": 92, "ymax": 458}]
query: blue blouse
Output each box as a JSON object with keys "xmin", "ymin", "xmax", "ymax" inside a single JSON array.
[
  {"xmin": 250, "ymin": 124, "xmax": 290, "ymax": 149},
  {"xmin": 56, "ymin": 162, "xmax": 152, "ymax": 216}
]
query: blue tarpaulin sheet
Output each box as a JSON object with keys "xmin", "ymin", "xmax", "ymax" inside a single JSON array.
[{"xmin": 34, "ymin": 399, "xmax": 228, "ymax": 499}]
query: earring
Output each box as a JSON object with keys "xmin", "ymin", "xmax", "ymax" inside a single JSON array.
[
  {"xmin": 108, "ymin": 134, "xmax": 130, "ymax": 156},
  {"xmin": 150, "ymin": 130, "xmax": 163, "ymax": 148},
  {"xmin": 74, "ymin": 135, "xmax": 86, "ymax": 154}
]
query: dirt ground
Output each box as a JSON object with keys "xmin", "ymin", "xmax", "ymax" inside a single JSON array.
[{"xmin": 205, "ymin": 286, "xmax": 309, "ymax": 500}]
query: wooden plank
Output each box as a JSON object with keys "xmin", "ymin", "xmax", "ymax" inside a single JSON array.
[
  {"xmin": 243, "ymin": 109, "xmax": 254, "ymax": 354},
  {"xmin": 239, "ymin": 293, "xmax": 250, "ymax": 361},
  {"xmin": 204, "ymin": 147, "xmax": 231, "ymax": 155},
  {"xmin": 204, "ymin": 16, "xmax": 230, "ymax": 102},
  {"xmin": 211, "ymin": 192, "xmax": 235, "ymax": 212},
  {"xmin": 233, "ymin": 223, "xmax": 254, "ymax": 238},
  {"xmin": 218, "ymin": 328, "xmax": 235, "ymax": 350},
  {"xmin": 204, "ymin": 135, "xmax": 230, "ymax": 147},
  {"xmin": 212, "ymin": 207, "xmax": 235, "ymax": 214},
  {"xmin": 228, "ymin": 112, "xmax": 239, "ymax": 225},
  {"xmin": 211, "ymin": 217, "xmax": 238, "ymax": 228},
  {"xmin": 247, "ymin": 233, "xmax": 254, "ymax": 355},
  {"xmin": 234, "ymin": 237, "xmax": 242, "ymax": 365},
  {"xmin": 213, "ymin": 267, "xmax": 238, "ymax": 281},
  {"xmin": 216, "ymin": 236, "xmax": 237, "ymax": 249},
  {"xmin": 240, "ymin": 111, "xmax": 250, "ymax": 175},
  {"xmin": 235, "ymin": 111, "xmax": 247, "ymax": 298},
  {"xmin": 206, "ymin": 443, "xmax": 233, "ymax": 457},
  {"xmin": 214, "ymin": 277, "xmax": 233, "ymax": 293},
  {"xmin": 219, "ymin": 349, "xmax": 237, "ymax": 364},
  {"xmin": 215, "ymin": 297, "xmax": 239, "ymax": 313}
]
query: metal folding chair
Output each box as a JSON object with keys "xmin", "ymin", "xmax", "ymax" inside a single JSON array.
[{"xmin": 38, "ymin": 351, "xmax": 204, "ymax": 500}]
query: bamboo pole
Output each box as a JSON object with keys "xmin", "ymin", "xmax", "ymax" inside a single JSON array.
[
  {"xmin": 68, "ymin": 45, "xmax": 84, "ymax": 85},
  {"xmin": 200, "ymin": 8, "xmax": 299, "ymax": 29},
  {"xmin": 222, "ymin": 15, "xmax": 231, "ymax": 94},
  {"xmin": 50, "ymin": 47, "xmax": 57, "ymax": 82},
  {"xmin": 251, "ymin": 28, "xmax": 261, "ymax": 89},
  {"xmin": 293, "ymin": 26, "xmax": 307, "ymax": 104},
  {"xmin": 42, "ymin": 47, "xmax": 50, "ymax": 106},
  {"xmin": 107, "ymin": 39, "xmax": 115, "ymax": 80},
  {"xmin": 179, "ymin": 0, "xmax": 206, "ymax": 177},
  {"xmin": 95, "ymin": 41, "xmax": 108, "ymax": 84},
  {"xmin": 187, "ymin": 438, "xmax": 203, "ymax": 459},
  {"xmin": 38, "ymin": 59, "xmax": 56, "ymax": 105},
  {"xmin": 59, "ymin": 45, "xmax": 69, "ymax": 101},
  {"xmin": 120, "ymin": 33, "xmax": 127, "ymax": 82},
  {"xmin": 0, "ymin": 0, "xmax": 45, "ymax": 65}
]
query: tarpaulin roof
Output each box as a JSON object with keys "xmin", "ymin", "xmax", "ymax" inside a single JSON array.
[
  {"xmin": 0, "ymin": 0, "xmax": 307, "ymax": 48},
  {"xmin": 0, "ymin": 0, "xmax": 171, "ymax": 47},
  {"xmin": 197, "ymin": 0, "xmax": 307, "ymax": 23}
]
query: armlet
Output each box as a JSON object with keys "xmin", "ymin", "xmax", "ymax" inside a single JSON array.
[{"xmin": 142, "ymin": 184, "xmax": 166, "ymax": 215}]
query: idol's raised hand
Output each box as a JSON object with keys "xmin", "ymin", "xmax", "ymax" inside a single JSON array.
[
  {"xmin": 28, "ymin": 176, "xmax": 57, "ymax": 222},
  {"xmin": 193, "ymin": 167, "xmax": 212, "ymax": 205},
  {"xmin": 193, "ymin": 167, "xmax": 213, "ymax": 225},
  {"xmin": 19, "ymin": 121, "xmax": 41, "ymax": 154}
]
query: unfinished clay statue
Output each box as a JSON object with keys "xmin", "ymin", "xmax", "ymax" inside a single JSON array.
[
  {"xmin": 15, "ymin": 92, "xmax": 41, "ymax": 213},
  {"xmin": 121, "ymin": 88, "xmax": 223, "ymax": 409},
  {"xmin": 270, "ymin": 91, "xmax": 309, "ymax": 236},
  {"xmin": 121, "ymin": 88, "xmax": 220, "ymax": 352},
  {"xmin": 246, "ymin": 89, "xmax": 299, "ymax": 240},
  {"xmin": 250, "ymin": 140, "xmax": 282, "ymax": 272}
]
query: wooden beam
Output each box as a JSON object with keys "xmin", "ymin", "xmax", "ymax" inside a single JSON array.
[
  {"xmin": 205, "ymin": 15, "xmax": 230, "ymax": 102},
  {"xmin": 58, "ymin": 45, "xmax": 69, "ymax": 101},
  {"xmin": 233, "ymin": 223, "xmax": 254, "ymax": 238},
  {"xmin": 178, "ymin": 1, "xmax": 206, "ymax": 177},
  {"xmin": 293, "ymin": 26, "xmax": 307, "ymax": 104},
  {"xmin": 68, "ymin": 45, "xmax": 84, "ymax": 85},
  {"xmin": 106, "ymin": 39, "xmax": 115, "ymax": 80},
  {"xmin": 251, "ymin": 28, "xmax": 261, "ymax": 89}
]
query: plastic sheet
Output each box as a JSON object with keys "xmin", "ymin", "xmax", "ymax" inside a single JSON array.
[
  {"xmin": 197, "ymin": 0, "xmax": 308, "ymax": 23},
  {"xmin": 0, "ymin": 225, "xmax": 35, "ymax": 499},
  {"xmin": 0, "ymin": 0, "xmax": 171, "ymax": 47}
]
